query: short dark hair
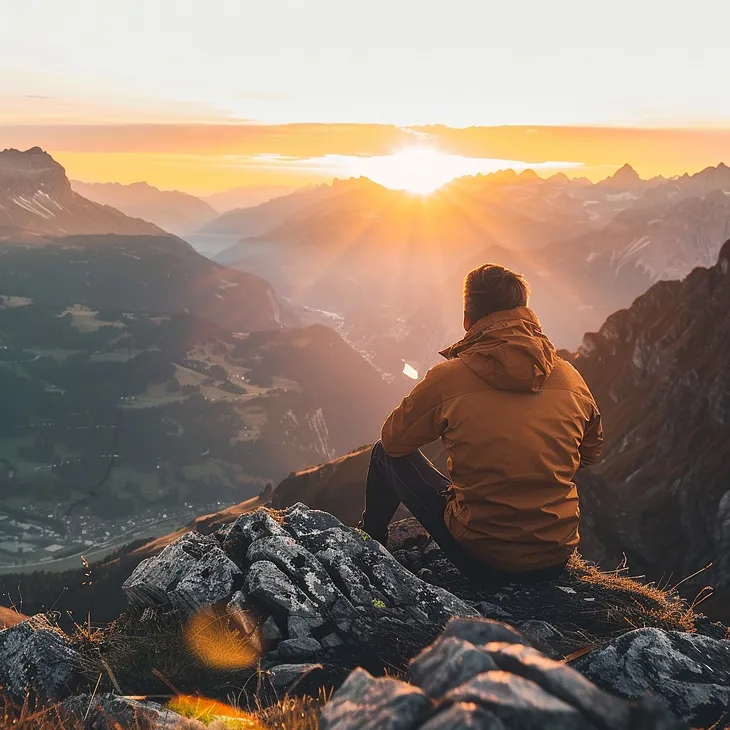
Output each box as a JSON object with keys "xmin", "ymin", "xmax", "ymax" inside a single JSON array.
[{"xmin": 463, "ymin": 264, "xmax": 530, "ymax": 324}]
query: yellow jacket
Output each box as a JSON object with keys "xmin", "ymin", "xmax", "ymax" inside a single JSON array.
[{"xmin": 381, "ymin": 307, "xmax": 602, "ymax": 572}]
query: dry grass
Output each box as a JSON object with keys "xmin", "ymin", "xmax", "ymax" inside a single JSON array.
[
  {"xmin": 0, "ymin": 692, "xmax": 323, "ymax": 730},
  {"xmin": 567, "ymin": 553, "xmax": 698, "ymax": 635}
]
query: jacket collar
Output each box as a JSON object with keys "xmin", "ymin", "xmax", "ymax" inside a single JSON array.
[{"xmin": 439, "ymin": 307, "xmax": 542, "ymax": 360}]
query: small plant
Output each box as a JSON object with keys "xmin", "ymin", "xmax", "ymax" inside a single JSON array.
[
  {"xmin": 355, "ymin": 528, "xmax": 369, "ymax": 541},
  {"xmin": 372, "ymin": 599, "xmax": 386, "ymax": 609}
]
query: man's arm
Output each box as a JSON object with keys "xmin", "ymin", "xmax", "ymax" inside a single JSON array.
[
  {"xmin": 579, "ymin": 407, "xmax": 603, "ymax": 467},
  {"xmin": 381, "ymin": 367, "xmax": 444, "ymax": 457}
]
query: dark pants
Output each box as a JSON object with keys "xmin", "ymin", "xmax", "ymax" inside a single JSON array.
[{"xmin": 360, "ymin": 441, "xmax": 566, "ymax": 586}]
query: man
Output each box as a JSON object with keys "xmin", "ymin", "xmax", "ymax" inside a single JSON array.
[{"xmin": 359, "ymin": 264, "xmax": 603, "ymax": 585}]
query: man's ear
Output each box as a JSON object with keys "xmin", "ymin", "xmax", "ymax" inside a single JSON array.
[{"xmin": 463, "ymin": 312, "xmax": 471, "ymax": 332}]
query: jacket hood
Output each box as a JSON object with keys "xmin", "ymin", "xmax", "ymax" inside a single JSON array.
[{"xmin": 439, "ymin": 307, "xmax": 556, "ymax": 392}]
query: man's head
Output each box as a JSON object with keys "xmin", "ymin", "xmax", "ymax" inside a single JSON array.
[{"xmin": 463, "ymin": 264, "xmax": 530, "ymax": 331}]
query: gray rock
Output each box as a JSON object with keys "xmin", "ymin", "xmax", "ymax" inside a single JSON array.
[
  {"xmin": 262, "ymin": 616, "xmax": 282, "ymax": 643},
  {"xmin": 316, "ymin": 546, "xmax": 389, "ymax": 606},
  {"xmin": 419, "ymin": 703, "xmax": 506, "ymax": 730},
  {"xmin": 278, "ymin": 637, "xmax": 323, "ymax": 659},
  {"xmin": 122, "ymin": 532, "xmax": 242, "ymax": 615},
  {"xmin": 310, "ymin": 527, "xmax": 477, "ymax": 622},
  {"xmin": 223, "ymin": 510, "xmax": 289, "ymax": 554},
  {"xmin": 0, "ymin": 614, "xmax": 80, "ymax": 703},
  {"xmin": 320, "ymin": 668, "xmax": 432, "ymax": 730},
  {"xmin": 288, "ymin": 614, "xmax": 323, "ymax": 639},
  {"xmin": 284, "ymin": 503, "xmax": 345, "ymax": 537},
  {"xmin": 321, "ymin": 633, "xmax": 344, "ymax": 648},
  {"xmin": 268, "ymin": 662, "xmax": 323, "ymax": 690},
  {"xmin": 247, "ymin": 535, "xmax": 344, "ymax": 608},
  {"xmin": 485, "ymin": 641, "xmax": 635, "ymax": 730},
  {"xmin": 573, "ymin": 628, "xmax": 730, "ymax": 726},
  {"xmin": 243, "ymin": 560, "xmax": 320, "ymax": 618},
  {"xmin": 60, "ymin": 693, "xmax": 205, "ymax": 730},
  {"xmin": 441, "ymin": 617, "xmax": 531, "ymax": 647},
  {"xmin": 518, "ymin": 620, "xmax": 562, "ymax": 642},
  {"xmin": 470, "ymin": 602, "xmax": 513, "ymax": 620},
  {"xmin": 410, "ymin": 636, "xmax": 498, "ymax": 699},
  {"xmin": 443, "ymin": 670, "xmax": 592, "ymax": 729}
]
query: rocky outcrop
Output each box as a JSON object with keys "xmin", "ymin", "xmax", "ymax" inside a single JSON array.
[
  {"xmin": 124, "ymin": 504, "xmax": 477, "ymax": 658},
  {"xmin": 0, "ymin": 614, "xmax": 80, "ymax": 703},
  {"xmin": 320, "ymin": 617, "xmax": 688, "ymax": 730},
  {"xmin": 122, "ymin": 532, "xmax": 243, "ymax": 616},
  {"xmin": 4, "ymin": 505, "xmax": 730, "ymax": 728}
]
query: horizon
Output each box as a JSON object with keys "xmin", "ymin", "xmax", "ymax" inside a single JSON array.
[{"xmin": 7, "ymin": 143, "xmax": 730, "ymax": 198}]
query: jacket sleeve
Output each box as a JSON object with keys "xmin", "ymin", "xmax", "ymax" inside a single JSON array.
[
  {"xmin": 381, "ymin": 367, "xmax": 445, "ymax": 457},
  {"xmin": 579, "ymin": 406, "xmax": 603, "ymax": 467}
]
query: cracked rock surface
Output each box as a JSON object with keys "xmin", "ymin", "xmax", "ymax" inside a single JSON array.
[{"xmin": 321, "ymin": 617, "xmax": 689, "ymax": 730}]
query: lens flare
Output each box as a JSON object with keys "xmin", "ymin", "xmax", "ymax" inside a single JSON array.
[
  {"xmin": 184, "ymin": 606, "xmax": 262, "ymax": 670},
  {"xmin": 167, "ymin": 695, "xmax": 265, "ymax": 728}
]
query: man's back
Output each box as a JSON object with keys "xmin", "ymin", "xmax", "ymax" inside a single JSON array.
[{"xmin": 381, "ymin": 307, "xmax": 602, "ymax": 572}]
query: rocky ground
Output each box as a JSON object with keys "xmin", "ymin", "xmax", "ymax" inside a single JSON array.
[{"xmin": 0, "ymin": 504, "xmax": 728, "ymax": 729}]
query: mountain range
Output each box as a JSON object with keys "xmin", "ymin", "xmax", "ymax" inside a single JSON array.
[
  {"xmin": 201, "ymin": 163, "xmax": 730, "ymax": 378},
  {"xmin": 71, "ymin": 180, "xmax": 219, "ymax": 236}
]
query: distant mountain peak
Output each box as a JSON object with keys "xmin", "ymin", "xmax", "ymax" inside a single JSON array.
[
  {"xmin": 610, "ymin": 163, "xmax": 641, "ymax": 182},
  {"xmin": 548, "ymin": 172, "xmax": 571, "ymax": 184},
  {"xmin": 518, "ymin": 168, "xmax": 541, "ymax": 181},
  {"xmin": 0, "ymin": 148, "xmax": 166, "ymax": 238}
]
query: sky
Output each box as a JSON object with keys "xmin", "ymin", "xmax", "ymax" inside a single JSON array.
[{"xmin": 2, "ymin": 0, "xmax": 730, "ymax": 193}]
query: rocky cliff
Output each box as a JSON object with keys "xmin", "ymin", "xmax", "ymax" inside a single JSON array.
[{"xmin": 573, "ymin": 239, "xmax": 730, "ymax": 620}]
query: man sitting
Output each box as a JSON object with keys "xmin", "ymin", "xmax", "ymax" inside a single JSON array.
[{"xmin": 359, "ymin": 264, "xmax": 603, "ymax": 584}]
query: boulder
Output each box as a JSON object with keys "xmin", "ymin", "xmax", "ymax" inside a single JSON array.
[
  {"xmin": 319, "ymin": 668, "xmax": 432, "ymax": 730},
  {"xmin": 267, "ymin": 662, "xmax": 324, "ymax": 690},
  {"xmin": 410, "ymin": 636, "xmax": 498, "ymax": 699},
  {"xmin": 484, "ymin": 642, "xmax": 634, "ymax": 729},
  {"xmin": 573, "ymin": 627, "xmax": 730, "ymax": 726},
  {"xmin": 442, "ymin": 671, "xmax": 591, "ymax": 730},
  {"xmin": 122, "ymin": 532, "xmax": 242, "ymax": 615},
  {"xmin": 0, "ymin": 614, "xmax": 80, "ymax": 704},
  {"xmin": 278, "ymin": 637, "xmax": 323, "ymax": 659}
]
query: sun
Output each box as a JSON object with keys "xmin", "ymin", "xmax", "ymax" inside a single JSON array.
[{"xmin": 352, "ymin": 147, "xmax": 474, "ymax": 195}]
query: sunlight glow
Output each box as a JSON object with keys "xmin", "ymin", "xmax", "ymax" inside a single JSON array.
[{"xmin": 332, "ymin": 148, "xmax": 582, "ymax": 194}]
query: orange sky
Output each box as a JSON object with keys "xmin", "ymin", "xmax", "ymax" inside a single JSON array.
[{"xmin": 3, "ymin": 123, "xmax": 730, "ymax": 193}]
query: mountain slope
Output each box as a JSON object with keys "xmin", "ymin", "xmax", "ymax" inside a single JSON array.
[
  {"xmin": 0, "ymin": 148, "xmax": 165, "ymax": 239},
  {"xmin": 202, "ymin": 184, "xmax": 301, "ymax": 213},
  {"xmin": 71, "ymin": 180, "xmax": 217, "ymax": 236},
  {"xmin": 0, "ymin": 233, "xmax": 285, "ymax": 333},
  {"xmin": 572, "ymin": 239, "xmax": 730, "ymax": 619}
]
